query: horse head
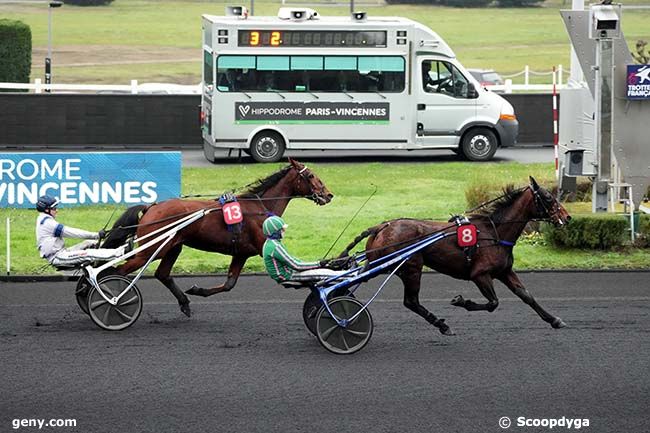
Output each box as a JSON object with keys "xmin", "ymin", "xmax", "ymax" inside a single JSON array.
[
  {"xmin": 529, "ymin": 176, "xmax": 571, "ymax": 226},
  {"xmin": 288, "ymin": 158, "xmax": 333, "ymax": 206}
]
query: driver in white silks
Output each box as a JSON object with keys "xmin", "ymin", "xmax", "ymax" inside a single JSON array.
[
  {"xmin": 35, "ymin": 195, "xmax": 128, "ymax": 268},
  {"xmin": 262, "ymin": 216, "xmax": 351, "ymax": 284}
]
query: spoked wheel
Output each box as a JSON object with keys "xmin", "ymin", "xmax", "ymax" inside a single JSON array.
[
  {"xmin": 76, "ymin": 267, "xmax": 117, "ymax": 316},
  {"xmin": 75, "ymin": 277, "xmax": 91, "ymax": 315},
  {"xmin": 87, "ymin": 275, "xmax": 142, "ymax": 331},
  {"xmin": 302, "ymin": 291, "xmax": 321, "ymax": 336},
  {"xmin": 303, "ymin": 288, "xmax": 355, "ymax": 336},
  {"xmin": 316, "ymin": 296, "xmax": 373, "ymax": 355}
]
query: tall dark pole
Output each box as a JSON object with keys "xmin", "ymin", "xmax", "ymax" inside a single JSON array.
[{"xmin": 45, "ymin": 1, "xmax": 63, "ymax": 93}]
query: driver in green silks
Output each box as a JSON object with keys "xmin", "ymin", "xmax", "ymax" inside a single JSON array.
[{"xmin": 262, "ymin": 216, "xmax": 349, "ymax": 284}]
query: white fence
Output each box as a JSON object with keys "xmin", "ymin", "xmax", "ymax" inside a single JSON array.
[
  {"xmin": 0, "ymin": 79, "xmax": 201, "ymax": 95},
  {"xmin": 0, "ymin": 66, "xmax": 565, "ymax": 94}
]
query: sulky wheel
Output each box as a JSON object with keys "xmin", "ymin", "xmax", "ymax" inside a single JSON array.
[
  {"xmin": 316, "ymin": 296, "xmax": 373, "ymax": 355},
  {"xmin": 76, "ymin": 267, "xmax": 117, "ymax": 316},
  {"xmin": 302, "ymin": 291, "xmax": 321, "ymax": 336},
  {"xmin": 75, "ymin": 277, "xmax": 91, "ymax": 315},
  {"xmin": 87, "ymin": 275, "xmax": 142, "ymax": 331},
  {"xmin": 303, "ymin": 288, "xmax": 355, "ymax": 337}
]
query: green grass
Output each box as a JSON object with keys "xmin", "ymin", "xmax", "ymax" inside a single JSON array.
[
  {"xmin": 1, "ymin": 162, "xmax": 648, "ymax": 275},
  {"xmin": 1, "ymin": 1, "xmax": 648, "ymax": 83}
]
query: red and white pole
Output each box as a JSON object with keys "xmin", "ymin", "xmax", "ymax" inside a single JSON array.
[{"xmin": 552, "ymin": 66, "xmax": 559, "ymax": 180}]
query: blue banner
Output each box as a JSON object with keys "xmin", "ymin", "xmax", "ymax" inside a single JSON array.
[
  {"xmin": 626, "ymin": 65, "xmax": 650, "ymax": 100},
  {"xmin": 0, "ymin": 152, "xmax": 181, "ymax": 208}
]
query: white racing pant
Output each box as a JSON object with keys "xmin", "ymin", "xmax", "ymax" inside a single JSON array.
[
  {"xmin": 50, "ymin": 240, "xmax": 125, "ymax": 268},
  {"xmin": 290, "ymin": 268, "xmax": 349, "ymax": 282}
]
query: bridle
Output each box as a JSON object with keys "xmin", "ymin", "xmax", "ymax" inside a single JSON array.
[
  {"xmin": 296, "ymin": 165, "xmax": 327, "ymax": 204},
  {"xmin": 530, "ymin": 186, "xmax": 563, "ymax": 224}
]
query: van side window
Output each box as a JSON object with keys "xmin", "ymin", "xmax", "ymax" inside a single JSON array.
[
  {"xmin": 422, "ymin": 60, "xmax": 470, "ymax": 98},
  {"xmin": 216, "ymin": 55, "xmax": 405, "ymax": 93},
  {"xmin": 203, "ymin": 50, "xmax": 214, "ymax": 86}
]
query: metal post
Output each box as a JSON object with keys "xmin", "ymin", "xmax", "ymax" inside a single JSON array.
[
  {"xmin": 350, "ymin": 0, "xmax": 355, "ymax": 14},
  {"xmin": 45, "ymin": 1, "xmax": 63, "ymax": 93},
  {"xmin": 593, "ymin": 36, "xmax": 613, "ymax": 212},
  {"xmin": 45, "ymin": 4, "xmax": 52, "ymax": 92},
  {"xmin": 6, "ymin": 218, "xmax": 10, "ymax": 276}
]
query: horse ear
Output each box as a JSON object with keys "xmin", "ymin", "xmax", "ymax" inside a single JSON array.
[
  {"xmin": 529, "ymin": 176, "xmax": 539, "ymax": 191},
  {"xmin": 288, "ymin": 158, "xmax": 302, "ymax": 169}
]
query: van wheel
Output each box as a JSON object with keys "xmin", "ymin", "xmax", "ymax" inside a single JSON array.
[
  {"xmin": 250, "ymin": 131, "xmax": 285, "ymax": 163},
  {"xmin": 203, "ymin": 141, "xmax": 216, "ymax": 163},
  {"xmin": 461, "ymin": 128, "xmax": 498, "ymax": 161}
]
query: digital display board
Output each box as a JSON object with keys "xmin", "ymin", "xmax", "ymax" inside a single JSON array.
[{"xmin": 238, "ymin": 30, "xmax": 387, "ymax": 48}]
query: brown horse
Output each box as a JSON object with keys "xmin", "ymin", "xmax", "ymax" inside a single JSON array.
[
  {"xmin": 339, "ymin": 177, "xmax": 571, "ymax": 336},
  {"xmin": 102, "ymin": 158, "xmax": 332, "ymax": 316}
]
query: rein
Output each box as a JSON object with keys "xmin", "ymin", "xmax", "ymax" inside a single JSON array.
[
  {"xmin": 106, "ymin": 164, "xmax": 322, "ymax": 234},
  {"xmin": 322, "ymin": 185, "xmax": 377, "ymax": 259},
  {"xmin": 464, "ymin": 186, "xmax": 529, "ymax": 214},
  {"xmin": 354, "ymin": 221, "xmax": 458, "ymax": 257}
]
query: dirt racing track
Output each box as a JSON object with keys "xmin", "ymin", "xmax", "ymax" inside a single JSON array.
[{"xmin": 1, "ymin": 271, "xmax": 648, "ymax": 433}]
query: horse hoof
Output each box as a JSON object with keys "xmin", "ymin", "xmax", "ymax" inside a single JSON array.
[
  {"xmin": 440, "ymin": 327, "xmax": 455, "ymax": 336},
  {"xmin": 552, "ymin": 318, "xmax": 567, "ymax": 329},
  {"xmin": 185, "ymin": 285, "xmax": 203, "ymax": 296},
  {"xmin": 450, "ymin": 295, "xmax": 465, "ymax": 307},
  {"xmin": 180, "ymin": 303, "xmax": 192, "ymax": 317}
]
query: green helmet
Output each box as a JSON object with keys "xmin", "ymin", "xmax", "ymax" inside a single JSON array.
[{"xmin": 263, "ymin": 216, "xmax": 287, "ymax": 238}]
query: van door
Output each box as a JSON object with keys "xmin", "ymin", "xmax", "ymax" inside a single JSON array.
[{"xmin": 415, "ymin": 58, "xmax": 476, "ymax": 147}]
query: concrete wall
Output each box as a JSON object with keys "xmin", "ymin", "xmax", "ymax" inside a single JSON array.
[{"xmin": 0, "ymin": 93, "xmax": 553, "ymax": 148}]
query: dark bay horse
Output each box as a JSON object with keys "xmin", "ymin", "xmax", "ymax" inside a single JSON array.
[
  {"xmin": 339, "ymin": 177, "xmax": 571, "ymax": 336},
  {"xmin": 102, "ymin": 159, "xmax": 332, "ymax": 316}
]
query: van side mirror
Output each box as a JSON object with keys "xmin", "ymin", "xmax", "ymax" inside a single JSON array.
[{"xmin": 467, "ymin": 83, "xmax": 479, "ymax": 99}]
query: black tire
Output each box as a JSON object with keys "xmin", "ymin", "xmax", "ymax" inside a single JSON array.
[
  {"xmin": 75, "ymin": 267, "xmax": 117, "ymax": 315},
  {"xmin": 75, "ymin": 278, "xmax": 91, "ymax": 315},
  {"xmin": 303, "ymin": 288, "xmax": 355, "ymax": 336},
  {"xmin": 302, "ymin": 291, "xmax": 320, "ymax": 336},
  {"xmin": 87, "ymin": 275, "xmax": 142, "ymax": 331},
  {"xmin": 203, "ymin": 140, "xmax": 217, "ymax": 163},
  {"xmin": 461, "ymin": 128, "xmax": 498, "ymax": 161},
  {"xmin": 316, "ymin": 296, "xmax": 373, "ymax": 355},
  {"xmin": 250, "ymin": 131, "xmax": 285, "ymax": 163}
]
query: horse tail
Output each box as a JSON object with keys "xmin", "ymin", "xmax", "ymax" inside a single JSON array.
[
  {"xmin": 101, "ymin": 204, "xmax": 150, "ymax": 248},
  {"xmin": 337, "ymin": 222, "xmax": 389, "ymax": 258}
]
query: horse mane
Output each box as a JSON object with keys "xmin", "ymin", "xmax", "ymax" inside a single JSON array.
[
  {"xmin": 239, "ymin": 165, "xmax": 292, "ymax": 198},
  {"xmin": 471, "ymin": 185, "xmax": 526, "ymax": 223}
]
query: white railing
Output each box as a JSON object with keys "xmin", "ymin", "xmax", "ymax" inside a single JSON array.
[
  {"xmin": 0, "ymin": 79, "xmax": 201, "ymax": 94},
  {"xmin": 0, "ymin": 66, "xmax": 565, "ymax": 94},
  {"xmin": 484, "ymin": 65, "xmax": 568, "ymax": 93},
  {"xmin": 489, "ymin": 82, "xmax": 561, "ymax": 94}
]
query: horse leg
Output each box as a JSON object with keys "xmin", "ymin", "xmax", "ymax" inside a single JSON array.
[
  {"xmin": 399, "ymin": 267, "xmax": 454, "ymax": 336},
  {"xmin": 451, "ymin": 273, "xmax": 499, "ymax": 312},
  {"xmin": 115, "ymin": 254, "xmax": 149, "ymax": 276},
  {"xmin": 185, "ymin": 255, "xmax": 248, "ymax": 297},
  {"xmin": 498, "ymin": 270, "xmax": 566, "ymax": 329},
  {"xmin": 154, "ymin": 244, "xmax": 191, "ymax": 317}
]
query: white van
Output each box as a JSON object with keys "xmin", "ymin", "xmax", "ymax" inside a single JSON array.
[{"xmin": 200, "ymin": 8, "xmax": 518, "ymax": 162}]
